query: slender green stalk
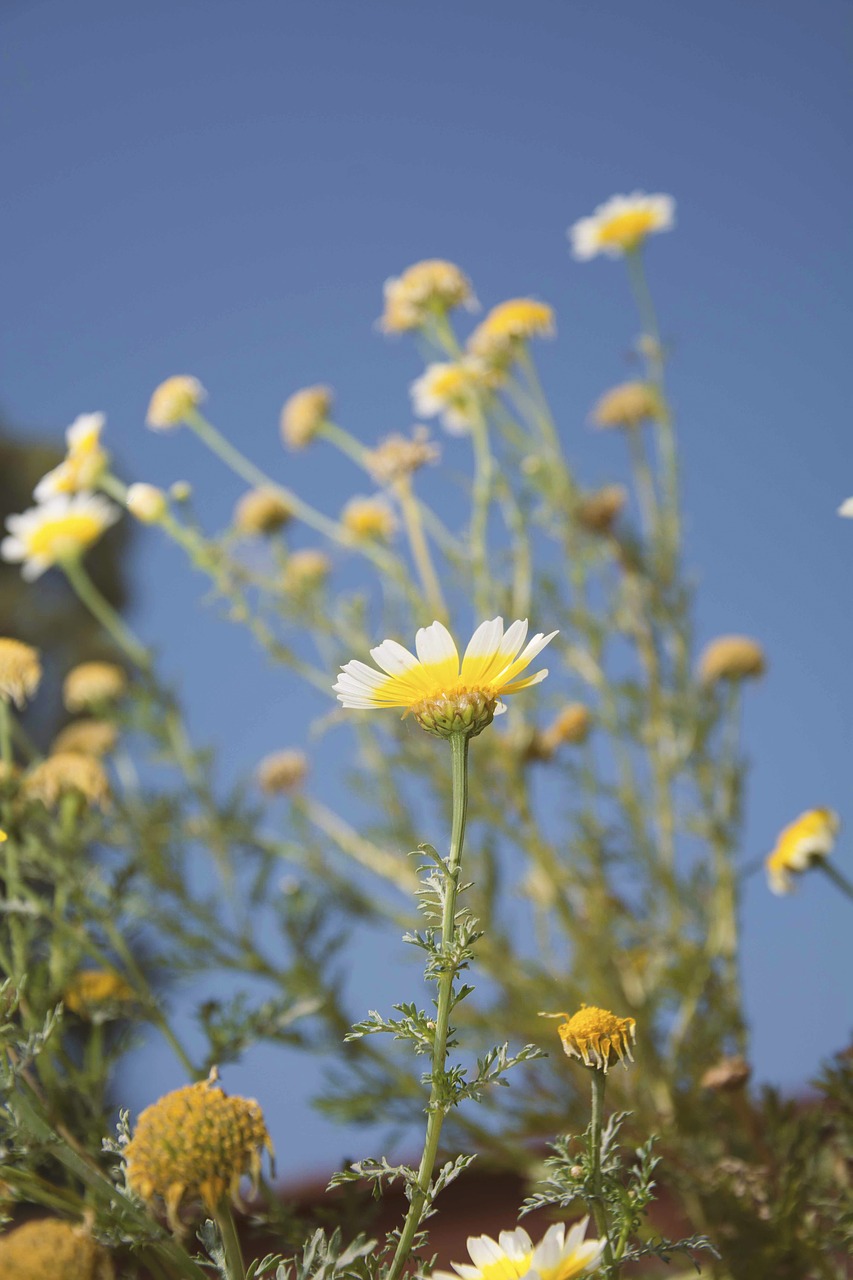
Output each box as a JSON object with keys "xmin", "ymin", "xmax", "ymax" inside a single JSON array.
[
  {"xmin": 215, "ymin": 1202, "xmax": 247, "ymax": 1280},
  {"xmin": 318, "ymin": 419, "xmax": 371, "ymax": 467},
  {"xmin": 386, "ymin": 732, "xmax": 470, "ymax": 1280},
  {"xmin": 396, "ymin": 477, "xmax": 448, "ymax": 620},
  {"xmin": 469, "ymin": 413, "xmax": 495, "ymax": 617},
  {"xmin": 61, "ymin": 556, "xmax": 151, "ymax": 672},
  {"xmin": 0, "ymin": 699, "xmax": 26, "ymax": 977},
  {"xmin": 589, "ymin": 1069, "xmax": 616, "ymax": 1275},
  {"xmin": 817, "ymin": 860, "xmax": 853, "ymax": 903}
]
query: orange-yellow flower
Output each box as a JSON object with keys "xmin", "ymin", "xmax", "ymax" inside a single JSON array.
[{"xmin": 765, "ymin": 808, "xmax": 839, "ymax": 894}]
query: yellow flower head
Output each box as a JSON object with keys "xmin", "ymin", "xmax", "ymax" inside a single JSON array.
[
  {"xmin": 63, "ymin": 969, "xmax": 136, "ymax": 1021},
  {"xmin": 765, "ymin": 808, "xmax": 839, "ymax": 895},
  {"xmin": 233, "ymin": 487, "xmax": 294, "ymax": 536},
  {"xmin": 410, "ymin": 360, "xmax": 494, "ymax": 434},
  {"xmin": 280, "ymin": 385, "xmax": 333, "ymax": 449},
  {"xmin": 698, "ymin": 635, "xmax": 766, "ymax": 685},
  {"xmin": 575, "ymin": 484, "xmax": 628, "ymax": 535},
  {"xmin": 63, "ymin": 661, "xmax": 127, "ymax": 712},
  {"xmin": 0, "ymin": 1218, "xmax": 114, "ymax": 1280},
  {"xmin": 282, "ymin": 548, "xmax": 331, "ymax": 593},
  {"xmin": 570, "ymin": 192, "xmax": 675, "ymax": 260},
  {"xmin": 380, "ymin": 259, "xmax": 475, "ymax": 334},
  {"xmin": 0, "ymin": 638, "xmax": 42, "ymax": 707},
  {"xmin": 544, "ymin": 1004, "xmax": 637, "ymax": 1073},
  {"xmin": 52, "ymin": 719, "xmax": 118, "ymax": 758},
  {"xmin": 126, "ymin": 483, "xmax": 168, "ymax": 524},
  {"xmin": 366, "ymin": 430, "xmax": 440, "ymax": 486},
  {"xmin": 2, "ymin": 494, "xmax": 119, "ymax": 581},
  {"xmin": 341, "ymin": 495, "xmax": 397, "ymax": 542},
  {"xmin": 467, "ymin": 298, "xmax": 555, "ymax": 366},
  {"xmin": 433, "ymin": 1219, "xmax": 605, "ymax": 1280},
  {"xmin": 125, "ymin": 1072, "xmax": 272, "ymax": 1231},
  {"xmin": 591, "ymin": 381, "xmax": 663, "ymax": 430},
  {"xmin": 146, "ymin": 376, "xmax": 206, "ymax": 429},
  {"xmin": 23, "ymin": 752, "xmax": 111, "ymax": 810},
  {"xmin": 335, "ymin": 617, "xmax": 557, "ymax": 739},
  {"xmin": 34, "ymin": 413, "xmax": 109, "ymax": 501},
  {"xmin": 257, "ymin": 749, "xmax": 308, "ymax": 795},
  {"xmin": 541, "ymin": 703, "xmax": 593, "ymax": 753}
]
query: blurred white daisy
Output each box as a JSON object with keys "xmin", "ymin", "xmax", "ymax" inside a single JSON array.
[
  {"xmin": 2, "ymin": 493, "xmax": 119, "ymax": 580},
  {"xmin": 570, "ymin": 192, "xmax": 675, "ymax": 260}
]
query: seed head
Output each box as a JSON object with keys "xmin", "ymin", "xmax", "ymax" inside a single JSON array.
[
  {"xmin": 233, "ymin": 487, "xmax": 294, "ymax": 535},
  {"xmin": 591, "ymin": 382, "xmax": 663, "ymax": 429},
  {"xmin": 257, "ymin": 749, "xmax": 308, "ymax": 795},
  {"xmin": 146, "ymin": 376, "xmax": 206, "ymax": 429},
  {"xmin": 575, "ymin": 485, "xmax": 627, "ymax": 535}
]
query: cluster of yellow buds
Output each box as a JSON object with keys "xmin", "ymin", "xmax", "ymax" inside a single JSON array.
[
  {"xmin": 380, "ymin": 258, "xmax": 474, "ymax": 334},
  {"xmin": 467, "ymin": 297, "xmax": 555, "ymax": 368},
  {"xmin": 0, "ymin": 1218, "xmax": 114, "ymax": 1279},
  {"xmin": 591, "ymin": 381, "xmax": 663, "ymax": 430},
  {"xmin": 22, "ymin": 752, "xmax": 111, "ymax": 810},
  {"xmin": 0, "ymin": 638, "xmax": 42, "ymax": 708}
]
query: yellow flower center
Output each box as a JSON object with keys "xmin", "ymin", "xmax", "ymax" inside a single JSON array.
[
  {"xmin": 477, "ymin": 1253, "xmax": 533, "ymax": 1280},
  {"xmin": 26, "ymin": 513, "xmax": 105, "ymax": 560},
  {"xmin": 596, "ymin": 208, "xmax": 658, "ymax": 251}
]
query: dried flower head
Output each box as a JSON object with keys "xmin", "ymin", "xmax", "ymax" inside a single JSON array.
[
  {"xmin": 341, "ymin": 496, "xmax": 397, "ymax": 542},
  {"xmin": 257, "ymin": 749, "xmax": 308, "ymax": 795},
  {"xmin": 467, "ymin": 298, "xmax": 555, "ymax": 366},
  {"xmin": 410, "ymin": 360, "xmax": 494, "ymax": 434},
  {"xmin": 2, "ymin": 493, "xmax": 120, "ymax": 581},
  {"xmin": 570, "ymin": 192, "xmax": 675, "ymax": 260},
  {"xmin": 701, "ymin": 1055, "xmax": 752, "ymax": 1092},
  {"xmin": 125, "ymin": 1071, "xmax": 272, "ymax": 1230},
  {"xmin": 0, "ymin": 638, "xmax": 42, "ymax": 707},
  {"xmin": 543, "ymin": 1003, "xmax": 637, "ymax": 1073},
  {"xmin": 233, "ymin": 487, "xmax": 294, "ymax": 535},
  {"xmin": 335, "ymin": 617, "xmax": 556, "ymax": 739},
  {"xmin": 146, "ymin": 376, "xmax": 206, "ymax": 429},
  {"xmin": 63, "ymin": 662, "xmax": 127, "ymax": 712},
  {"xmin": 63, "ymin": 969, "xmax": 136, "ymax": 1021},
  {"xmin": 366, "ymin": 430, "xmax": 440, "ymax": 486},
  {"xmin": 126, "ymin": 483, "xmax": 167, "ymax": 524},
  {"xmin": 280, "ymin": 385, "xmax": 333, "ymax": 449},
  {"xmin": 698, "ymin": 635, "xmax": 766, "ymax": 685},
  {"xmin": 23, "ymin": 752, "xmax": 110, "ymax": 810},
  {"xmin": 765, "ymin": 807, "xmax": 840, "ymax": 895},
  {"xmin": 433, "ymin": 1219, "xmax": 605, "ymax": 1280},
  {"xmin": 380, "ymin": 259, "xmax": 475, "ymax": 334},
  {"xmin": 575, "ymin": 484, "xmax": 628, "ymax": 535},
  {"xmin": 541, "ymin": 703, "xmax": 593, "ymax": 753},
  {"xmin": 0, "ymin": 1218, "xmax": 114, "ymax": 1279},
  {"xmin": 34, "ymin": 413, "xmax": 109, "ymax": 501},
  {"xmin": 52, "ymin": 719, "xmax": 118, "ymax": 758},
  {"xmin": 282, "ymin": 548, "xmax": 331, "ymax": 594},
  {"xmin": 591, "ymin": 381, "xmax": 663, "ymax": 430}
]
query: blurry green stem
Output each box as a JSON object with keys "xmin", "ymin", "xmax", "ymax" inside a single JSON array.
[
  {"xmin": 396, "ymin": 476, "xmax": 448, "ymax": 620},
  {"xmin": 626, "ymin": 427, "xmax": 658, "ymax": 544},
  {"xmin": 318, "ymin": 419, "xmax": 370, "ymax": 467},
  {"xmin": 589, "ymin": 1070, "xmax": 616, "ymax": 1274},
  {"xmin": 386, "ymin": 732, "xmax": 470, "ymax": 1280},
  {"xmin": 215, "ymin": 1202, "xmax": 246, "ymax": 1280},
  {"xmin": 818, "ymin": 860, "xmax": 853, "ymax": 903},
  {"xmin": 0, "ymin": 700, "xmax": 26, "ymax": 978},
  {"xmin": 469, "ymin": 413, "xmax": 495, "ymax": 616},
  {"xmin": 61, "ymin": 556, "xmax": 151, "ymax": 672}
]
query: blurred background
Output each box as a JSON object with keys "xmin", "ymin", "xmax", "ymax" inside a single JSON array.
[{"xmin": 1, "ymin": 0, "xmax": 850, "ymax": 1180}]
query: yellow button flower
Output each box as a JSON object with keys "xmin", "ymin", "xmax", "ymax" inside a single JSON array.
[
  {"xmin": 335, "ymin": 617, "xmax": 557, "ymax": 739},
  {"xmin": 341, "ymin": 495, "xmax": 397, "ymax": 542},
  {"xmin": 0, "ymin": 637, "xmax": 42, "ymax": 707},
  {"xmin": 233, "ymin": 487, "xmax": 294, "ymax": 535},
  {"xmin": 570, "ymin": 192, "xmax": 675, "ymax": 260},
  {"xmin": 591, "ymin": 381, "xmax": 663, "ymax": 429},
  {"xmin": 257, "ymin": 749, "xmax": 308, "ymax": 795},
  {"xmin": 52, "ymin": 719, "xmax": 118, "ymax": 758},
  {"xmin": 22, "ymin": 752, "xmax": 111, "ymax": 810},
  {"xmin": 0, "ymin": 1218, "xmax": 114, "ymax": 1279},
  {"xmin": 282, "ymin": 548, "xmax": 331, "ymax": 593},
  {"xmin": 380, "ymin": 259, "xmax": 475, "ymax": 334},
  {"xmin": 280, "ymin": 385, "xmax": 333, "ymax": 449},
  {"xmin": 2, "ymin": 494, "xmax": 119, "ymax": 581},
  {"xmin": 126, "ymin": 483, "xmax": 168, "ymax": 524},
  {"xmin": 698, "ymin": 635, "xmax": 766, "ymax": 685},
  {"xmin": 467, "ymin": 298, "xmax": 555, "ymax": 366},
  {"xmin": 146, "ymin": 375, "xmax": 206, "ymax": 429},
  {"xmin": 125, "ymin": 1072, "xmax": 272, "ymax": 1231},
  {"xmin": 63, "ymin": 969, "xmax": 136, "ymax": 1021},
  {"xmin": 63, "ymin": 661, "xmax": 127, "ymax": 712},
  {"xmin": 544, "ymin": 1004, "xmax": 637, "ymax": 1073},
  {"xmin": 410, "ymin": 360, "xmax": 493, "ymax": 434},
  {"xmin": 765, "ymin": 807, "xmax": 840, "ymax": 895}
]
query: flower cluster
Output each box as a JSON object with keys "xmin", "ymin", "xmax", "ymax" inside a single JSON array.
[
  {"xmin": 0, "ymin": 1218, "xmax": 114, "ymax": 1280},
  {"xmin": 434, "ymin": 1220, "xmax": 605, "ymax": 1280}
]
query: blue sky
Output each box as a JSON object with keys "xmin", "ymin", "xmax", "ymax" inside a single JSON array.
[{"xmin": 1, "ymin": 0, "xmax": 851, "ymax": 1178}]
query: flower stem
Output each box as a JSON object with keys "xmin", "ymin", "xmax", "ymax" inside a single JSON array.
[
  {"xmin": 396, "ymin": 476, "xmax": 448, "ymax": 621},
  {"xmin": 61, "ymin": 556, "xmax": 151, "ymax": 672},
  {"xmin": 817, "ymin": 859, "xmax": 853, "ymax": 903},
  {"xmin": 215, "ymin": 1202, "xmax": 246, "ymax": 1280},
  {"xmin": 386, "ymin": 731, "xmax": 470, "ymax": 1280},
  {"xmin": 589, "ymin": 1069, "xmax": 616, "ymax": 1275}
]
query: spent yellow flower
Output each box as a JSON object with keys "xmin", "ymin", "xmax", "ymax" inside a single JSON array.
[
  {"xmin": 591, "ymin": 381, "xmax": 663, "ymax": 430},
  {"xmin": 63, "ymin": 969, "xmax": 136, "ymax": 1020},
  {"xmin": 257, "ymin": 749, "xmax": 308, "ymax": 795},
  {"xmin": 63, "ymin": 661, "xmax": 127, "ymax": 712},
  {"xmin": 570, "ymin": 192, "xmax": 675, "ymax": 260},
  {"xmin": 125, "ymin": 1072, "xmax": 272, "ymax": 1230},
  {"xmin": 698, "ymin": 635, "xmax": 766, "ymax": 685},
  {"xmin": 341, "ymin": 495, "xmax": 397, "ymax": 542},
  {"xmin": 765, "ymin": 807, "xmax": 840, "ymax": 895},
  {"xmin": 0, "ymin": 1218, "xmax": 114, "ymax": 1280},
  {"xmin": 280, "ymin": 385, "xmax": 333, "ymax": 449},
  {"xmin": 0, "ymin": 638, "xmax": 42, "ymax": 707},
  {"xmin": 23, "ymin": 752, "xmax": 110, "ymax": 810},
  {"xmin": 575, "ymin": 484, "xmax": 627, "ymax": 535},
  {"xmin": 544, "ymin": 1003, "xmax": 637, "ymax": 1073},
  {"xmin": 2, "ymin": 494, "xmax": 119, "ymax": 581},
  {"xmin": 467, "ymin": 298, "xmax": 555, "ymax": 366},
  {"xmin": 380, "ymin": 259, "xmax": 475, "ymax": 334},
  {"xmin": 410, "ymin": 360, "xmax": 492, "ymax": 434},
  {"xmin": 52, "ymin": 719, "xmax": 118, "ymax": 758},
  {"xmin": 34, "ymin": 412, "xmax": 109, "ymax": 501},
  {"xmin": 541, "ymin": 703, "xmax": 593, "ymax": 753},
  {"xmin": 366, "ymin": 429, "xmax": 440, "ymax": 485},
  {"xmin": 433, "ymin": 1219, "xmax": 605, "ymax": 1280},
  {"xmin": 335, "ymin": 617, "xmax": 557, "ymax": 739},
  {"xmin": 146, "ymin": 376, "xmax": 206, "ymax": 429},
  {"xmin": 126, "ymin": 482, "xmax": 167, "ymax": 524},
  {"xmin": 233, "ymin": 487, "xmax": 294, "ymax": 535},
  {"xmin": 282, "ymin": 548, "xmax": 331, "ymax": 593}
]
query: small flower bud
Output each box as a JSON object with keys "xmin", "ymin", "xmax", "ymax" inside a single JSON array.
[
  {"xmin": 126, "ymin": 483, "xmax": 167, "ymax": 524},
  {"xmin": 146, "ymin": 376, "xmax": 206, "ymax": 429}
]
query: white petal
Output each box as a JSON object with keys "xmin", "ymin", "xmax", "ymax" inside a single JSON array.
[
  {"xmin": 415, "ymin": 620, "xmax": 459, "ymax": 668},
  {"xmin": 369, "ymin": 638, "xmax": 419, "ymax": 676},
  {"xmin": 463, "ymin": 617, "xmax": 505, "ymax": 661},
  {"xmin": 496, "ymin": 617, "xmax": 528, "ymax": 663}
]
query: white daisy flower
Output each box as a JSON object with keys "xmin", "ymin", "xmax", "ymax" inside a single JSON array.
[
  {"xmin": 569, "ymin": 192, "xmax": 675, "ymax": 260},
  {"xmin": 34, "ymin": 412, "xmax": 108, "ymax": 500},
  {"xmin": 2, "ymin": 493, "xmax": 120, "ymax": 581}
]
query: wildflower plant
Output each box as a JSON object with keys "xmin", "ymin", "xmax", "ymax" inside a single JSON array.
[{"xmin": 0, "ymin": 189, "xmax": 849, "ymax": 1280}]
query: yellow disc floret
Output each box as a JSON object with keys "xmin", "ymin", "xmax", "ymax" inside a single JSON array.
[
  {"xmin": 341, "ymin": 496, "xmax": 397, "ymax": 542},
  {"xmin": 544, "ymin": 1004, "xmax": 637, "ymax": 1073},
  {"xmin": 63, "ymin": 661, "xmax": 127, "ymax": 712},
  {"xmin": 467, "ymin": 298, "xmax": 555, "ymax": 365},
  {"xmin": 280, "ymin": 385, "xmax": 333, "ymax": 449},
  {"xmin": 698, "ymin": 635, "xmax": 766, "ymax": 685},
  {"xmin": 0, "ymin": 1218, "xmax": 114, "ymax": 1280},
  {"xmin": 63, "ymin": 969, "xmax": 136, "ymax": 1020},
  {"xmin": 22, "ymin": 752, "xmax": 111, "ymax": 810},
  {"xmin": 125, "ymin": 1072, "xmax": 272, "ymax": 1231},
  {"xmin": 52, "ymin": 719, "xmax": 118, "ymax": 758},
  {"xmin": 380, "ymin": 259, "xmax": 474, "ymax": 334},
  {"xmin": 591, "ymin": 382, "xmax": 663, "ymax": 430},
  {"xmin": 0, "ymin": 638, "xmax": 42, "ymax": 707}
]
